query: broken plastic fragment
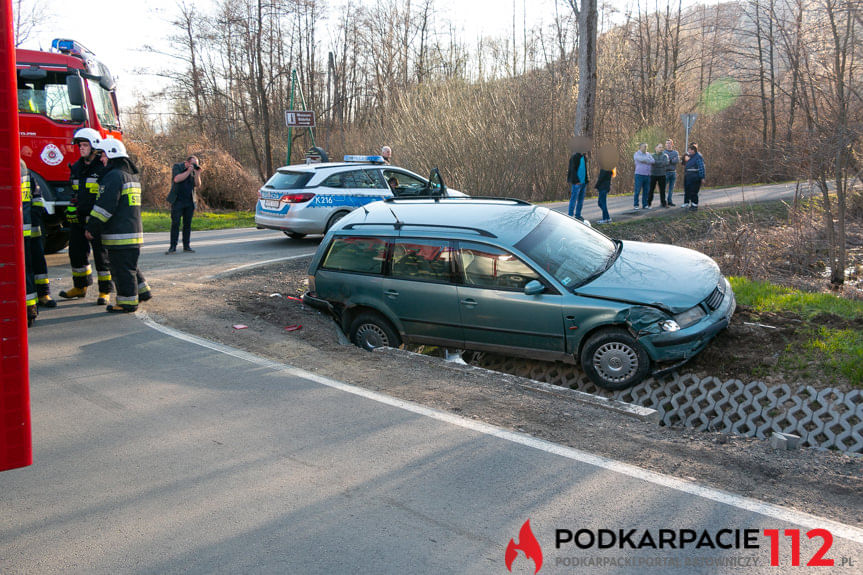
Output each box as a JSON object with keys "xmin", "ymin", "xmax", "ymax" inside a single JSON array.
[
  {"xmin": 233, "ymin": 324, "xmax": 248, "ymax": 330},
  {"xmin": 269, "ymin": 293, "xmax": 283, "ymax": 298},
  {"xmin": 284, "ymin": 324, "xmax": 302, "ymax": 331},
  {"xmin": 286, "ymin": 296, "xmax": 302, "ymax": 302}
]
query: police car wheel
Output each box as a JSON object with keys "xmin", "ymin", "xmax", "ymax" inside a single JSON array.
[
  {"xmin": 349, "ymin": 312, "xmax": 401, "ymax": 351},
  {"xmin": 284, "ymin": 231, "xmax": 306, "ymax": 239},
  {"xmin": 326, "ymin": 211, "xmax": 350, "ymax": 232}
]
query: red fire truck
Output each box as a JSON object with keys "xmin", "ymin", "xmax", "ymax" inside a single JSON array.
[{"xmin": 16, "ymin": 38, "xmax": 122, "ymax": 252}]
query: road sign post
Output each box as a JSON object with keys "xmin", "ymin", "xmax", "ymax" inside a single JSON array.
[
  {"xmin": 681, "ymin": 113, "xmax": 698, "ymax": 150},
  {"xmin": 285, "ymin": 69, "xmax": 317, "ymax": 166}
]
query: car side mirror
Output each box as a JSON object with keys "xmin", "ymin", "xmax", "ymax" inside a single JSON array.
[{"xmin": 524, "ymin": 280, "xmax": 545, "ymax": 296}]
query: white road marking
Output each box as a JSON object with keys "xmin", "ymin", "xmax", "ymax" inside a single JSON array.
[
  {"xmin": 141, "ymin": 233, "xmax": 286, "ymax": 251},
  {"xmin": 138, "ymin": 315, "xmax": 863, "ymax": 545},
  {"xmin": 203, "ymin": 253, "xmax": 316, "ymax": 280}
]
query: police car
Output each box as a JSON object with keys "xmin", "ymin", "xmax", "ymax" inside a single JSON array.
[{"xmin": 255, "ymin": 155, "xmax": 465, "ymax": 239}]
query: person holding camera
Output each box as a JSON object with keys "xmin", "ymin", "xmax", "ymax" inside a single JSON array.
[{"xmin": 166, "ymin": 155, "xmax": 202, "ymax": 254}]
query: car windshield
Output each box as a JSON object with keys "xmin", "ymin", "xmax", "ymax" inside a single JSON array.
[
  {"xmin": 265, "ymin": 171, "xmax": 313, "ymax": 189},
  {"xmin": 515, "ymin": 210, "xmax": 618, "ymax": 289}
]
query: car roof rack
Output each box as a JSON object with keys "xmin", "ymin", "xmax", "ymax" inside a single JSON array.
[
  {"xmin": 342, "ymin": 222, "xmax": 497, "ymax": 238},
  {"xmin": 383, "ymin": 196, "xmax": 532, "ymax": 205}
]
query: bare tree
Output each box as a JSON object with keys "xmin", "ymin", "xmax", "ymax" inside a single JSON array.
[{"xmin": 12, "ymin": 0, "xmax": 49, "ymax": 47}]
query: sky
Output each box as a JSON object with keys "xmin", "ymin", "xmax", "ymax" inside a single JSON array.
[{"xmin": 18, "ymin": 0, "xmax": 717, "ymax": 113}]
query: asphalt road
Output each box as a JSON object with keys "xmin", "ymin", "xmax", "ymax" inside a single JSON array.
[
  {"xmin": 2, "ymin": 183, "xmax": 861, "ymax": 574},
  {"xmin": 547, "ymin": 179, "xmax": 817, "ymax": 223}
]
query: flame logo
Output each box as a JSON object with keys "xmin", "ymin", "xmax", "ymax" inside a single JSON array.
[{"xmin": 505, "ymin": 519, "xmax": 543, "ymax": 573}]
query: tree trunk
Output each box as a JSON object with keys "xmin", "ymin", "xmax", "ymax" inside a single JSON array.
[{"xmin": 570, "ymin": 0, "xmax": 597, "ymax": 138}]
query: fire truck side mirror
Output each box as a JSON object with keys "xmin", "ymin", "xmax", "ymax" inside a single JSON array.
[
  {"xmin": 70, "ymin": 107, "xmax": 86, "ymax": 123},
  {"xmin": 99, "ymin": 73, "xmax": 115, "ymax": 92},
  {"xmin": 66, "ymin": 74, "xmax": 85, "ymax": 107}
]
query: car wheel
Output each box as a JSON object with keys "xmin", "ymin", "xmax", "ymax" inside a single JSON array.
[
  {"xmin": 580, "ymin": 328, "xmax": 650, "ymax": 391},
  {"xmin": 349, "ymin": 312, "xmax": 401, "ymax": 351},
  {"xmin": 284, "ymin": 231, "xmax": 306, "ymax": 239},
  {"xmin": 325, "ymin": 211, "xmax": 349, "ymax": 232}
]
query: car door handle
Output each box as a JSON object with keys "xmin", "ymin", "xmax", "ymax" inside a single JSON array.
[
  {"xmin": 460, "ymin": 298, "xmax": 477, "ymax": 308},
  {"xmin": 385, "ymin": 289, "xmax": 399, "ymax": 299}
]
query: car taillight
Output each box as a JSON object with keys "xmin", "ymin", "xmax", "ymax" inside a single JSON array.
[{"xmin": 281, "ymin": 193, "xmax": 315, "ymax": 203}]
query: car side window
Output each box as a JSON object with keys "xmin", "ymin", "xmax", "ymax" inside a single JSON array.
[
  {"xmin": 344, "ymin": 170, "xmax": 377, "ymax": 188},
  {"xmin": 321, "ymin": 173, "xmax": 344, "ymax": 188},
  {"xmin": 457, "ymin": 242, "xmax": 542, "ymax": 291},
  {"xmin": 365, "ymin": 169, "xmax": 388, "ymax": 189},
  {"xmin": 383, "ymin": 170, "xmax": 426, "ymax": 197},
  {"xmin": 390, "ymin": 239, "xmax": 454, "ymax": 283},
  {"xmin": 321, "ymin": 236, "xmax": 387, "ymax": 274}
]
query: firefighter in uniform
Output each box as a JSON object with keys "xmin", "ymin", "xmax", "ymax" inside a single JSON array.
[
  {"xmin": 60, "ymin": 128, "xmax": 112, "ymax": 304},
  {"xmin": 28, "ymin": 170, "xmax": 57, "ymax": 308},
  {"xmin": 21, "ymin": 158, "xmax": 38, "ymax": 326},
  {"xmin": 85, "ymin": 138, "xmax": 152, "ymax": 313}
]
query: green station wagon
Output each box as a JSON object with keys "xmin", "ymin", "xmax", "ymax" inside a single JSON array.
[{"xmin": 303, "ymin": 198, "xmax": 736, "ymax": 390}]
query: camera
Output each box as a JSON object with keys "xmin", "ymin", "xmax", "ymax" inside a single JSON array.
[{"xmin": 193, "ymin": 164, "xmax": 201, "ymax": 170}]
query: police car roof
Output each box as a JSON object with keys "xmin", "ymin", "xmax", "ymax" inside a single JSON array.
[{"xmin": 276, "ymin": 161, "xmax": 380, "ymax": 173}]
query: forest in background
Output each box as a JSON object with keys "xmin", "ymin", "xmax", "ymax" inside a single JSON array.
[
  {"xmin": 13, "ymin": 0, "xmax": 860, "ymax": 283},
  {"xmin": 119, "ymin": 0, "xmax": 860, "ymax": 207}
]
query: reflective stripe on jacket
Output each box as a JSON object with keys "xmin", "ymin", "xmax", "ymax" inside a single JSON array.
[
  {"xmin": 87, "ymin": 166, "xmax": 144, "ymax": 248},
  {"xmin": 21, "ymin": 160, "xmax": 31, "ymax": 238}
]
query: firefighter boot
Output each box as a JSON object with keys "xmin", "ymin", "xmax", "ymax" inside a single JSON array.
[
  {"xmin": 106, "ymin": 304, "xmax": 138, "ymax": 314},
  {"xmin": 38, "ymin": 295, "xmax": 58, "ymax": 308},
  {"xmin": 27, "ymin": 304, "xmax": 38, "ymax": 327},
  {"xmin": 97, "ymin": 293, "xmax": 110, "ymax": 305},
  {"xmin": 59, "ymin": 286, "xmax": 87, "ymax": 299}
]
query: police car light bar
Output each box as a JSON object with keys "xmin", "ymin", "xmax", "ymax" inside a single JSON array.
[{"xmin": 344, "ymin": 155, "xmax": 385, "ymax": 164}]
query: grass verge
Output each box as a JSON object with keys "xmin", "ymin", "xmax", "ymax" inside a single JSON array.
[
  {"xmin": 729, "ymin": 276, "xmax": 863, "ymax": 388},
  {"xmin": 142, "ymin": 210, "xmax": 255, "ymax": 233}
]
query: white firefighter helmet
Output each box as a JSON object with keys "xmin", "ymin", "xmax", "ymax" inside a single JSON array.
[
  {"xmin": 95, "ymin": 137, "xmax": 128, "ymax": 159},
  {"xmin": 72, "ymin": 127, "xmax": 102, "ymax": 146}
]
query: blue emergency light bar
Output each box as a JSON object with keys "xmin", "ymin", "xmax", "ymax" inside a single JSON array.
[
  {"xmin": 344, "ymin": 155, "xmax": 386, "ymax": 164},
  {"xmin": 51, "ymin": 39, "xmax": 94, "ymax": 59}
]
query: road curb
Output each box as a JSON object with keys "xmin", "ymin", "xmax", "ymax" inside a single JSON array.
[{"xmin": 372, "ymin": 347, "xmax": 662, "ymax": 423}]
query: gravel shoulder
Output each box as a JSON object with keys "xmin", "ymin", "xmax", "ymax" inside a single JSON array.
[{"xmin": 142, "ymin": 256, "xmax": 863, "ymax": 527}]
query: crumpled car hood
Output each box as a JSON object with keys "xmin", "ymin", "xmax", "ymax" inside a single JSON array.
[{"xmin": 575, "ymin": 240, "xmax": 721, "ymax": 313}]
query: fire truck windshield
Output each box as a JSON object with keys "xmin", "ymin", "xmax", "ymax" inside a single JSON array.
[
  {"xmin": 87, "ymin": 78, "xmax": 119, "ymax": 130},
  {"xmin": 17, "ymin": 70, "xmax": 74, "ymax": 121}
]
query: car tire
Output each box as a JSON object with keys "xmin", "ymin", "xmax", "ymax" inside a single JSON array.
[
  {"xmin": 284, "ymin": 231, "xmax": 306, "ymax": 239},
  {"xmin": 325, "ymin": 211, "xmax": 349, "ymax": 232},
  {"xmin": 349, "ymin": 312, "xmax": 401, "ymax": 351},
  {"xmin": 580, "ymin": 328, "xmax": 650, "ymax": 391}
]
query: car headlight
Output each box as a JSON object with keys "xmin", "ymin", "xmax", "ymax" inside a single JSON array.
[
  {"xmin": 674, "ymin": 305, "xmax": 707, "ymax": 328},
  {"xmin": 659, "ymin": 319, "xmax": 680, "ymax": 332}
]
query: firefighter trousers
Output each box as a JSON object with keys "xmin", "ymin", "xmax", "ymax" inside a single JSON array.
[
  {"xmin": 29, "ymin": 208, "xmax": 51, "ymax": 297},
  {"xmin": 108, "ymin": 247, "xmax": 150, "ymax": 309},
  {"xmin": 24, "ymin": 236, "xmax": 37, "ymax": 308},
  {"xmin": 68, "ymin": 223, "xmax": 113, "ymax": 292}
]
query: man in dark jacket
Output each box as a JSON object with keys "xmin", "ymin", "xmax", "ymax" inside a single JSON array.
[
  {"xmin": 567, "ymin": 150, "xmax": 589, "ymax": 220},
  {"xmin": 60, "ymin": 128, "xmax": 112, "ymax": 304},
  {"xmin": 648, "ymin": 143, "xmax": 669, "ymax": 208},
  {"xmin": 85, "ymin": 138, "xmax": 152, "ymax": 313},
  {"xmin": 166, "ymin": 155, "xmax": 202, "ymax": 254}
]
